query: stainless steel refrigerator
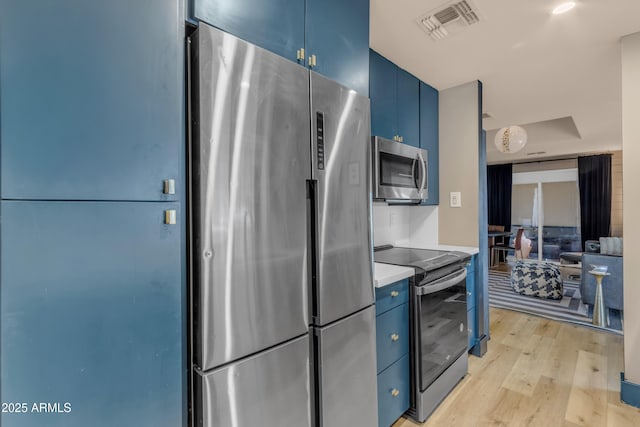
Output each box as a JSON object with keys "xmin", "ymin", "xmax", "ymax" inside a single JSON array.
[{"xmin": 189, "ymin": 23, "xmax": 377, "ymax": 427}]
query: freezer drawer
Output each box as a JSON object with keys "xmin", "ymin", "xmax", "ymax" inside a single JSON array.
[
  {"xmin": 195, "ymin": 335, "xmax": 311, "ymax": 427},
  {"xmin": 310, "ymin": 72, "xmax": 374, "ymax": 326},
  {"xmin": 313, "ymin": 306, "xmax": 378, "ymax": 427},
  {"xmin": 191, "ymin": 23, "xmax": 311, "ymax": 370}
]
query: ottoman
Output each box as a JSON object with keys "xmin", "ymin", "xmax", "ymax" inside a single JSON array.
[{"xmin": 511, "ymin": 261, "xmax": 563, "ymax": 300}]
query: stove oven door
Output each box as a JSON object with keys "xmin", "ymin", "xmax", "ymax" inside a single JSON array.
[{"xmin": 415, "ymin": 267, "xmax": 468, "ymax": 391}]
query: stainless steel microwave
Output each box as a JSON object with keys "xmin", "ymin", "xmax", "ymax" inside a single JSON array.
[{"xmin": 372, "ymin": 136, "xmax": 428, "ymax": 203}]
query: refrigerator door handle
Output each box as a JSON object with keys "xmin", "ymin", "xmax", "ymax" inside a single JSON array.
[{"xmin": 307, "ymin": 179, "xmax": 320, "ymax": 324}]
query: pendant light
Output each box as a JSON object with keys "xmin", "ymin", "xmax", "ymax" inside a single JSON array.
[{"xmin": 494, "ymin": 126, "xmax": 527, "ymax": 154}]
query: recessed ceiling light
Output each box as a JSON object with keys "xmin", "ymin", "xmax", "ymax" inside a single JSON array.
[{"xmin": 552, "ymin": 2, "xmax": 576, "ymax": 15}]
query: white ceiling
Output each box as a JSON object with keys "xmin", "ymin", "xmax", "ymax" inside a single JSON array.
[{"xmin": 370, "ymin": 0, "xmax": 640, "ymax": 163}]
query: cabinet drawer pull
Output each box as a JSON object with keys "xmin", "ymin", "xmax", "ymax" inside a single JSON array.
[
  {"xmin": 390, "ymin": 290, "xmax": 399, "ymax": 297},
  {"xmin": 163, "ymin": 179, "xmax": 176, "ymax": 195},
  {"xmin": 391, "ymin": 389, "xmax": 400, "ymax": 397},
  {"xmin": 467, "ymin": 292, "xmax": 472, "ymax": 296},
  {"xmin": 390, "ymin": 333, "xmax": 399, "ymax": 342},
  {"xmin": 164, "ymin": 210, "xmax": 177, "ymax": 225}
]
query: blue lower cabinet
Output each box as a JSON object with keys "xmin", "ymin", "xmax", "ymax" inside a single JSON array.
[
  {"xmin": 466, "ymin": 255, "xmax": 478, "ymax": 350},
  {"xmin": 0, "ymin": 201, "xmax": 184, "ymax": 427},
  {"xmin": 376, "ymin": 303, "xmax": 409, "ymax": 373},
  {"xmin": 375, "ymin": 278, "xmax": 411, "ymax": 426},
  {"xmin": 377, "ymin": 354, "xmax": 410, "ymax": 427},
  {"xmin": 468, "ymin": 309, "xmax": 477, "ymax": 350},
  {"xmin": 466, "ymin": 258, "xmax": 476, "ymax": 310}
]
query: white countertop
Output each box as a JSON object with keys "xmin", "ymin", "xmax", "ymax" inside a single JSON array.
[
  {"xmin": 430, "ymin": 245, "xmax": 479, "ymax": 255},
  {"xmin": 374, "ymin": 262, "xmax": 414, "ymax": 288},
  {"xmin": 386, "ymin": 241, "xmax": 479, "ymax": 256}
]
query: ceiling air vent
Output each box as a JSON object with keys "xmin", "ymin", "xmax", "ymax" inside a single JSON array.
[{"xmin": 418, "ymin": 0, "xmax": 483, "ymax": 41}]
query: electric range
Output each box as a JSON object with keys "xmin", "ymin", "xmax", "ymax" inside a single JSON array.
[{"xmin": 374, "ymin": 245, "xmax": 471, "ymax": 423}]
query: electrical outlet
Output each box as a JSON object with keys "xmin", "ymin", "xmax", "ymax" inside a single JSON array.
[
  {"xmin": 389, "ymin": 212, "xmax": 397, "ymax": 227},
  {"xmin": 450, "ymin": 192, "xmax": 462, "ymax": 208}
]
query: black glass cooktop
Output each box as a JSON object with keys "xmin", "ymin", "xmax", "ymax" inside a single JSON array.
[{"xmin": 374, "ymin": 246, "xmax": 468, "ymax": 272}]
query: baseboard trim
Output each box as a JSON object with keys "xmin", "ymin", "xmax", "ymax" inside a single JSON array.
[
  {"xmin": 471, "ymin": 334, "xmax": 488, "ymax": 357},
  {"xmin": 620, "ymin": 372, "xmax": 640, "ymax": 408}
]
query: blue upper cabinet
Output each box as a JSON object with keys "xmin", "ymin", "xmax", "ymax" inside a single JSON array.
[
  {"xmin": 370, "ymin": 49, "xmax": 420, "ymax": 146},
  {"xmin": 0, "ymin": 0, "xmax": 184, "ymax": 201},
  {"xmin": 369, "ymin": 50, "xmax": 398, "ymax": 141},
  {"xmin": 306, "ymin": 0, "xmax": 369, "ymax": 96},
  {"xmin": 192, "ymin": 0, "xmax": 304, "ymax": 63},
  {"xmin": 396, "ymin": 69, "xmax": 420, "ymax": 147},
  {"xmin": 1, "ymin": 201, "xmax": 183, "ymax": 427},
  {"xmin": 420, "ymin": 82, "xmax": 440, "ymax": 205},
  {"xmin": 192, "ymin": 0, "xmax": 369, "ymax": 95}
]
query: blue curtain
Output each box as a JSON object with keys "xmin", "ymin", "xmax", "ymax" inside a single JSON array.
[
  {"xmin": 487, "ymin": 163, "xmax": 513, "ymax": 231},
  {"xmin": 578, "ymin": 154, "xmax": 612, "ymax": 250}
]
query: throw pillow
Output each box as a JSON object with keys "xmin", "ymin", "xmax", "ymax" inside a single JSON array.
[{"xmin": 599, "ymin": 237, "xmax": 623, "ymax": 256}]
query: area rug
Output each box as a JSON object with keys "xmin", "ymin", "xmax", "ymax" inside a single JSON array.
[{"xmin": 488, "ymin": 270, "xmax": 623, "ymax": 334}]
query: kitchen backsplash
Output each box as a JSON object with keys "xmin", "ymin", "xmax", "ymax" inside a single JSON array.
[{"xmin": 372, "ymin": 203, "xmax": 438, "ymax": 248}]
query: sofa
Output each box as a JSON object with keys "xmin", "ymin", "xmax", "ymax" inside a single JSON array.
[{"xmin": 580, "ymin": 238, "xmax": 623, "ymax": 311}]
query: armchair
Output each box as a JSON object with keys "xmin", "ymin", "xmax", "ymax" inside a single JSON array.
[{"xmin": 580, "ymin": 238, "xmax": 623, "ymax": 311}]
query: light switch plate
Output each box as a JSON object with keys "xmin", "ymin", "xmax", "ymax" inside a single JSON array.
[{"xmin": 450, "ymin": 192, "xmax": 462, "ymax": 208}]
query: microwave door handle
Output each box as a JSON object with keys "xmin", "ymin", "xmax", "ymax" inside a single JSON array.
[
  {"xmin": 417, "ymin": 151, "xmax": 427, "ymax": 195},
  {"xmin": 412, "ymin": 158, "xmax": 419, "ymax": 189}
]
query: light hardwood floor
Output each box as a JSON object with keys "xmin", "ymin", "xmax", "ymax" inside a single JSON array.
[{"xmin": 393, "ymin": 307, "xmax": 640, "ymax": 427}]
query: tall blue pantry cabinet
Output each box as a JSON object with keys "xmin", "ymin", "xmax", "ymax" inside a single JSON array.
[{"xmin": 0, "ymin": 1, "xmax": 186, "ymax": 426}]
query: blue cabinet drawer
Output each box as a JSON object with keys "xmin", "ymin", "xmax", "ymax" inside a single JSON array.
[
  {"xmin": 375, "ymin": 279, "xmax": 409, "ymax": 315},
  {"xmin": 377, "ymin": 354, "xmax": 410, "ymax": 427},
  {"xmin": 376, "ymin": 303, "xmax": 409, "ymax": 373},
  {"xmin": 468, "ymin": 308, "xmax": 477, "ymax": 350}
]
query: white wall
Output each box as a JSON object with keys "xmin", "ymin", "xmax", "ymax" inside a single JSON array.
[
  {"xmin": 622, "ymin": 31, "xmax": 640, "ymax": 384},
  {"xmin": 372, "ymin": 203, "xmax": 411, "ymax": 247},
  {"xmin": 408, "ymin": 205, "xmax": 439, "ymax": 248},
  {"xmin": 438, "ymin": 81, "xmax": 480, "ymax": 247},
  {"xmin": 372, "ymin": 203, "xmax": 438, "ymax": 248}
]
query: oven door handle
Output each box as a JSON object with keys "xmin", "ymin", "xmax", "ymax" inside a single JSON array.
[{"xmin": 417, "ymin": 268, "xmax": 467, "ymax": 296}]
